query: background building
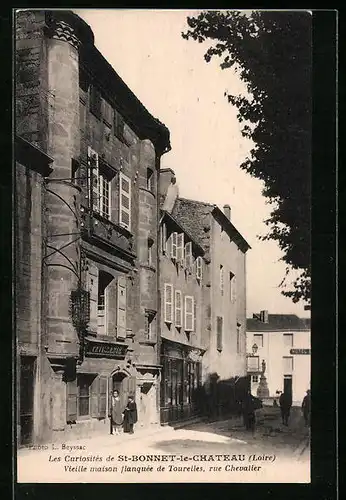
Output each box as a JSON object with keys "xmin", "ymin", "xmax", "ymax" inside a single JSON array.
[
  {"xmin": 246, "ymin": 312, "xmax": 311, "ymax": 406},
  {"xmin": 15, "ymin": 9, "xmax": 170, "ymax": 444}
]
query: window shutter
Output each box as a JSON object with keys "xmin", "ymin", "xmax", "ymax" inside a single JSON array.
[
  {"xmin": 171, "ymin": 232, "xmax": 177, "ymax": 260},
  {"xmin": 185, "ymin": 296, "xmax": 194, "ymax": 331},
  {"xmin": 177, "ymin": 233, "xmax": 184, "ymax": 263},
  {"xmin": 88, "ymin": 147, "xmax": 99, "ymax": 212},
  {"xmin": 216, "ymin": 316, "xmax": 223, "ymax": 351},
  {"xmin": 90, "ymin": 376, "xmax": 99, "ymax": 418},
  {"xmin": 231, "ymin": 276, "xmax": 237, "ymax": 303},
  {"xmin": 106, "ymin": 279, "xmax": 117, "ymax": 337},
  {"xmin": 175, "ymin": 290, "xmax": 182, "ymax": 327},
  {"xmin": 128, "ymin": 376, "xmax": 137, "ymax": 399},
  {"xmin": 196, "ymin": 256, "xmax": 203, "ymax": 280},
  {"xmin": 116, "ymin": 276, "xmax": 127, "ymax": 339},
  {"xmin": 164, "ymin": 284, "xmax": 173, "ymax": 323},
  {"xmin": 99, "ymin": 376, "xmax": 107, "ymax": 419},
  {"xmin": 66, "ymin": 379, "xmax": 77, "ymax": 423},
  {"xmin": 185, "ymin": 242, "xmax": 192, "ymax": 269},
  {"xmin": 119, "ymin": 173, "xmax": 131, "ymax": 230},
  {"xmin": 87, "ymin": 262, "xmax": 99, "ymax": 334},
  {"xmin": 161, "ymin": 223, "xmax": 167, "ymax": 254}
]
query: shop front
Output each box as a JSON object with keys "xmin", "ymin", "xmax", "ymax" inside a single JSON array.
[{"xmin": 160, "ymin": 340, "xmax": 204, "ymax": 425}]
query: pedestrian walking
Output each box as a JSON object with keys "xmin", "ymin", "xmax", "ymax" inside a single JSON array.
[
  {"xmin": 279, "ymin": 391, "xmax": 292, "ymax": 426},
  {"xmin": 123, "ymin": 395, "xmax": 138, "ymax": 434},
  {"xmin": 109, "ymin": 390, "xmax": 124, "ymax": 435},
  {"xmin": 301, "ymin": 389, "xmax": 311, "ymax": 426}
]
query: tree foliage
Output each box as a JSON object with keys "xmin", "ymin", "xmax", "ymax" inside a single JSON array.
[{"xmin": 182, "ymin": 10, "xmax": 311, "ymax": 304}]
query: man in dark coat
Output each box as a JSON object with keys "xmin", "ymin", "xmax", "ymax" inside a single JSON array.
[
  {"xmin": 242, "ymin": 391, "xmax": 257, "ymax": 433},
  {"xmin": 301, "ymin": 389, "xmax": 311, "ymax": 426},
  {"xmin": 279, "ymin": 391, "xmax": 292, "ymax": 426},
  {"xmin": 109, "ymin": 390, "xmax": 124, "ymax": 435},
  {"xmin": 123, "ymin": 395, "xmax": 138, "ymax": 434}
]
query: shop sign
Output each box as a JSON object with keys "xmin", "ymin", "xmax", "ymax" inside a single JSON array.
[
  {"xmin": 85, "ymin": 340, "xmax": 128, "ymax": 358},
  {"xmin": 290, "ymin": 348, "xmax": 311, "ymax": 355}
]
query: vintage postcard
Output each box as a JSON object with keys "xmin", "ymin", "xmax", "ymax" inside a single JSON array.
[{"xmin": 14, "ymin": 8, "xmax": 312, "ymax": 483}]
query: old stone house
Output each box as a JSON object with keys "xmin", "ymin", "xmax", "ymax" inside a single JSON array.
[{"xmin": 15, "ymin": 9, "xmax": 170, "ymax": 444}]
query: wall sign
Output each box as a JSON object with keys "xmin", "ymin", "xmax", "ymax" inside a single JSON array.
[
  {"xmin": 85, "ymin": 340, "xmax": 128, "ymax": 358},
  {"xmin": 290, "ymin": 348, "xmax": 311, "ymax": 355}
]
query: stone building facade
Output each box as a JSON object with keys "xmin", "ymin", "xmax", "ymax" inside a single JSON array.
[{"xmin": 15, "ymin": 10, "xmax": 170, "ymax": 445}]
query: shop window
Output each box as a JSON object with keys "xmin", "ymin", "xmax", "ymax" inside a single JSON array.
[
  {"xmin": 119, "ymin": 172, "xmax": 131, "ymax": 230},
  {"xmin": 90, "ymin": 85, "xmax": 102, "ymax": 119},
  {"xmin": 216, "ymin": 315, "xmax": 223, "ymax": 351}
]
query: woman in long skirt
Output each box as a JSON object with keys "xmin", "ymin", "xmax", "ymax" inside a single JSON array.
[{"xmin": 109, "ymin": 390, "xmax": 124, "ymax": 435}]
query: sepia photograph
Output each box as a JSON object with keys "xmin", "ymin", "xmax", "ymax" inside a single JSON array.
[{"xmin": 14, "ymin": 8, "xmax": 313, "ymax": 483}]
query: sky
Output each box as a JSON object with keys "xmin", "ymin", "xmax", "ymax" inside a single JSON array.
[{"xmin": 74, "ymin": 9, "xmax": 310, "ymax": 318}]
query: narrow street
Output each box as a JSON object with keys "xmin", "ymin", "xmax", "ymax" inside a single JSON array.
[{"xmin": 17, "ymin": 406, "xmax": 310, "ymax": 483}]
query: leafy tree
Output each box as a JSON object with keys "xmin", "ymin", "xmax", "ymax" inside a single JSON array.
[{"xmin": 182, "ymin": 10, "xmax": 311, "ymax": 304}]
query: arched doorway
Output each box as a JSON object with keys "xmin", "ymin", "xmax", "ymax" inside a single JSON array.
[{"xmin": 111, "ymin": 371, "xmax": 136, "ymax": 410}]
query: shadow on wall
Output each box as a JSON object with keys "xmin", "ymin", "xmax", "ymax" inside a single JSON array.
[{"xmin": 198, "ymin": 373, "xmax": 251, "ymax": 421}]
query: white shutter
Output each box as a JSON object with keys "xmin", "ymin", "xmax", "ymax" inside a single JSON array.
[
  {"xmin": 185, "ymin": 241, "xmax": 192, "ymax": 269},
  {"xmin": 231, "ymin": 276, "xmax": 237, "ymax": 303},
  {"xmin": 171, "ymin": 232, "xmax": 177, "ymax": 261},
  {"xmin": 164, "ymin": 284, "xmax": 173, "ymax": 323},
  {"xmin": 175, "ymin": 290, "xmax": 182, "ymax": 327},
  {"xmin": 87, "ymin": 262, "xmax": 99, "ymax": 334},
  {"xmin": 119, "ymin": 173, "xmax": 131, "ymax": 230},
  {"xmin": 161, "ymin": 223, "xmax": 167, "ymax": 254},
  {"xmin": 184, "ymin": 296, "xmax": 194, "ymax": 332},
  {"xmin": 88, "ymin": 147, "xmax": 99, "ymax": 212},
  {"xmin": 196, "ymin": 256, "xmax": 203, "ymax": 280},
  {"xmin": 177, "ymin": 233, "xmax": 184, "ymax": 263},
  {"xmin": 116, "ymin": 276, "xmax": 127, "ymax": 339}
]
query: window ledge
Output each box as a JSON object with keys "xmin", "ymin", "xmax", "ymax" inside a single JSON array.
[{"xmin": 139, "ymin": 339, "xmax": 157, "ymax": 346}]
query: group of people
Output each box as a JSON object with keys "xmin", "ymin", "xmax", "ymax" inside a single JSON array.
[
  {"xmin": 109, "ymin": 390, "xmax": 138, "ymax": 435},
  {"xmin": 241, "ymin": 389, "xmax": 311, "ymax": 432}
]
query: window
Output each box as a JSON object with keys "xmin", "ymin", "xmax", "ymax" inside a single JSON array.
[
  {"xmin": 90, "ymin": 85, "xmax": 102, "ymax": 119},
  {"xmin": 252, "ymin": 375, "xmax": 259, "ymax": 383},
  {"xmin": 164, "ymin": 284, "xmax": 173, "ymax": 323},
  {"xmin": 231, "ymin": 275, "xmax": 237, "ymax": 303},
  {"xmin": 161, "ymin": 223, "xmax": 167, "ymax": 254},
  {"xmin": 216, "ymin": 316, "xmax": 223, "ymax": 351},
  {"xmin": 146, "ymin": 168, "xmax": 154, "ymax": 191},
  {"xmin": 283, "ymin": 356, "xmax": 293, "ymax": 374},
  {"xmin": 87, "ymin": 147, "xmax": 112, "ymax": 219},
  {"xmin": 177, "ymin": 233, "xmax": 184, "ymax": 263},
  {"xmin": 237, "ymin": 326, "xmax": 241, "ymax": 353},
  {"xmin": 144, "ymin": 310, "xmax": 155, "ymax": 340},
  {"xmin": 97, "ymin": 271, "xmax": 113, "ymax": 336},
  {"xmin": 247, "ymin": 356, "xmax": 260, "ymax": 372},
  {"xmin": 185, "ymin": 241, "xmax": 193, "ymax": 269},
  {"xmin": 77, "ymin": 375, "xmax": 92, "ymax": 417},
  {"xmin": 171, "ymin": 232, "xmax": 178, "ymax": 261},
  {"xmin": 229, "ymin": 271, "xmax": 235, "ymax": 301},
  {"xmin": 147, "ymin": 238, "xmax": 154, "ymax": 266},
  {"xmin": 283, "ymin": 334, "xmax": 294, "ymax": 347},
  {"xmin": 114, "ymin": 108, "xmax": 125, "ymax": 141},
  {"xmin": 175, "ymin": 290, "xmax": 182, "ymax": 328},
  {"xmin": 196, "ymin": 256, "xmax": 203, "ymax": 281},
  {"xmin": 119, "ymin": 172, "xmax": 131, "ymax": 230},
  {"xmin": 184, "ymin": 296, "xmax": 194, "ymax": 332},
  {"xmin": 220, "ymin": 265, "xmax": 224, "ymax": 296},
  {"xmin": 253, "ymin": 334, "xmax": 263, "ymax": 348}
]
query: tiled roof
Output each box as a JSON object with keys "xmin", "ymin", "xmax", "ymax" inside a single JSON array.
[{"xmin": 247, "ymin": 314, "xmax": 311, "ymax": 331}]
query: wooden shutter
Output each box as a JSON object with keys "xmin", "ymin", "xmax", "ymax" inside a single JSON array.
[
  {"xmin": 185, "ymin": 296, "xmax": 194, "ymax": 331},
  {"xmin": 107, "ymin": 279, "xmax": 117, "ymax": 337},
  {"xmin": 177, "ymin": 233, "xmax": 184, "ymax": 263},
  {"xmin": 99, "ymin": 376, "xmax": 107, "ymax": 418},
  {"xmin": 88, "ymin": 147, "xmax": 99, "ymax": 212},
  {"xmin": 90, "ymin": 376, "xmax": 99, "ymax": 418},
  {"xmin": 216, "ymin": 316, "xmax": 223, "ymax": 351},
  {"xmin": 196, "ymin": 256, "xmax": 203, "ymax": 280},
  {"xmin": 119, "ymin": 173, "xmax": 131, "ymax": 230},
  {"xmin": 171, "ymin": 232, "xmax": 177, "ymax": 260},
  {"xmin": 116, "ymin": 276, "xmax": 127, "ymax": 339},
  {"xmin": 128, "ymin": 376, "xmax": 137, "ymax": 399},
  {"xmin": 87, "ymin": 262, "xmax": 99, "ymax": 334},
  {"xmin": 66, "ymin": 379, "xmax": 77, "ymax": 423},
  {"xmin": 161, "ymin": 223, "xmax": 167, "ymax": 254},
  {"xmin": 185, "ymin": 242, "xmax": 192, "ymax": 269},
  {"xmin": 166, "ymin": 231, "xmax": 172, "ymax": 256},
  {"xmin": 175, "ymin": 290, "xmax": 182, "ymax": 327},
  {"xmin": 164, "ymin": 284, "xmax": 173, "ymax": 323}
]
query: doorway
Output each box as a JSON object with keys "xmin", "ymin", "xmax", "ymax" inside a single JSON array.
[
  {"xmin": 283, "ymin": 375, "xmax": 293, "ymax": 399},
  {"xmin": 111, "ymin": 372, "xmax": 136, "ymax": 410},
  {"xmin": 20, "ymin": 356, "xmax": 35, "ymax": 445}
]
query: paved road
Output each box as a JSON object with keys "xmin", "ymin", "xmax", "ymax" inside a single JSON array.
[{"xmin": 17, "ymin": 406, "xmax": 310, "ymax": 483}]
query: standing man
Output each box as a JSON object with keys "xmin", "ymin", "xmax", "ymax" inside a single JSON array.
[
  {"xmin": 109, "ymin": 389, "xmax": 124, "ymax": 435},
  {"xmin": 242, "ymin": 391, "xmax": 257, "ymax": 434},
  {"xmin": 123, "ymin": 395, "xmax": 138, "ymax": 434},
  {"xmin": 302, "ymin": 389, "xmax": 311, "ymax": 426},
  {"xmin": 279, "ymin": 391, "xmax": 292, "ymax": 426}
]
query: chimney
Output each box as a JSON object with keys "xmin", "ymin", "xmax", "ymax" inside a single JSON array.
[
  {"xmin": 159, "ymin": 168, "xmax": 176, "ymax": 199},
  {"xmin": 160, "ymin": 168, "xmax": 179, "ymax": 213},
  {"xmin": 260, "ymin": 310, "xmax": 269, "ymax": 323},
  {"xmin": 223, "ymin": 204, "xmax": 231, "ymax": 220}
]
